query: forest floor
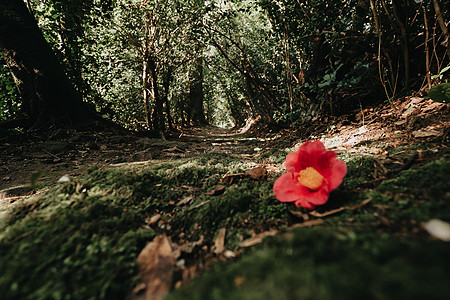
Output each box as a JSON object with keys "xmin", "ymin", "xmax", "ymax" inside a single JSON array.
[{"xmin": 0, "ymin": 96, "xmax": 449, "ymax": 300}]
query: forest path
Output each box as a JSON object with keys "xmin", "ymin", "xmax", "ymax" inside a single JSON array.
[
  {"xmin": 0, "ymin": 124, "xmax": 267, "ymax": 195},
  {"xmin": 176, "ymin": 125, "xmax": 267, "ymax": 158}
]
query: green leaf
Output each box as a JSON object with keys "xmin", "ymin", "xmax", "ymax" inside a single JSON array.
[
  {"xmin": 426, "ymin": 83, "xmax": 450, "ymax": 103},
  {"xmin": 440, "ymin": 65, "xmax": 450, "ymax": 75}
]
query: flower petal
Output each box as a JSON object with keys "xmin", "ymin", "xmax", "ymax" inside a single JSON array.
[
  {"xmin": 296, "ymin": 141, "xmax": 328, "ymax": 170},
  {"xmin": 328, "ymin": 159, "xmax": 347, "ymax": 190},
  {"xmin": 304, "ymin": 186, "xmax": 330, "ymax": 206},
  {"xmin": 295, "ymin": 198, "xmax": 316, "ymax": 209},
  {"xmin": 273, "ymin": 172, "xmax": 303, "ymax": 203},
  {"xmin": 285, "ymin": 151, "xmax": 301, "ymax": 173}
]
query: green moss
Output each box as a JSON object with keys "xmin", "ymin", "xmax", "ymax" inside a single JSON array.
[
  {"xmin": 167, "ymin": 228, "xmax": 450, "ymax": 300},
  {"xmin": 375, "ymin": 155, "xmax": 450, "ymax": 222},
  {"xmin": 171, "ymin": 179, "xmax": 288, "ymax": 246},
  {"xmin": 340, "ymin": 154, "xmax": 376, "ymax": 190},
  {"xmin": 0, "ymin": 184, "xmax": 155, "ymax": 300},
  {"xmin": 258, "ymin": 148, "xmax": 289, "ymax": 163},
  {"xmin": 1, "ymin": 146, "xmax": 448, "ymax": 300}
]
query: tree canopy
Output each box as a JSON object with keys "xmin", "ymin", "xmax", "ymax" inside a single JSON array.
[{"xmin": 0, "ymin": 0, "xmax": 449, "ymax": 131}]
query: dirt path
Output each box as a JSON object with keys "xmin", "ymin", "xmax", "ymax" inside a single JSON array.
[{"xmin": 0, "ymin": 125, "xmax": 266, "ymax": 197}]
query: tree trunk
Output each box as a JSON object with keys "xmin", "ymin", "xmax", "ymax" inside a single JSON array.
[
  {"xmin": 149, "ymin": 58, "xmax": 164, "ymax": 132},
  {"xmin": 433, "ymin": 0, "xmax": 450, "ymax": 58},
  {"xmin": 162, "ymin": 67, "xmax": 174, "ymax": 130},
  {"xmin": 0, "ymin": 0, "xmax": 91, "ymax": 128},
  {"xmin": 188, "ymin": 50, "xmax": 207, "ymax": 126},
  {"xmin": 142, "ymin": 53, "xmax": 152, "ymax": 128},
  {"xmin": 392, "ymin": 0, "xmax": 409, "ymax": 88}
]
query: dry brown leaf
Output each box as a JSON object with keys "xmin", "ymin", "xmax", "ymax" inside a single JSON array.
[
  {"xmin": 205, "ymin": 185, "xmax": 226, "ymax": 195},
  {"xmin": 146, "ymin": 214, "xmax": 161, "ymax": 225},
  {"xmin": 190, "ymin": 200, "xmax": 210, "ymax": 209},
  {"xmin": 177, "ymin": 196, "xmax": 193, "ymax": 206},
  {"xmin": 130, "ymin": 234, "xmax": 175, "ymax": 300},
  {"xmin": 239, "ymin": 230, "xmax": 278, "ymax": 248},
  {"xmin": 181, "ymin": 185, "xmax": 202, "ymax": 191},
  {"xmin": 234, "ymin": 276, "xmax": 246, "ymax": 287},
  {"xmin": 245, "ymin": 166, "xmax": 267, "ymax": 180},
  {"xmin": 412, "ymin": 130, "xmax": 442, "ymax": 138},
  {"xmin": 220, "ymin": 173, "xmax": 246, "ymax": 184},
  {"xmin": 163, "ymin": 146, "xmax": 184, "ymax": 153},
  {"xmin": 213, "ymin": 228, "xmax": 227, "ymax": 254}
]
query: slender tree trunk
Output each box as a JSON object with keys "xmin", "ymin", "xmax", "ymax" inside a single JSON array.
[
  {"xmin": 188, "ymin": 50, "xmax": 207, "ymax": 125},
  {"xmin": 149, "ymin": 58, "xmax": 164, "ymax": 132},
  {"xmin": 424, "ymin": 8, "xmax": 432, "ymax": 89},
  {"xmin": 142, "ymin": 53, "xmax": 152, "ymax": 128},
  {"xmin": 392, "ymin": 0, "xmax": 409, "ymax": 88},
  {"xmin": 433, "ymin": 0, "xmax": 450, "ymax": 58},
  {"xmin": 162, "ymin": 67, "xmax": 174, "ymax": 130},
  {"xmin": 0, "ymin": 0, "xmax": 91, "ymax": 128}
]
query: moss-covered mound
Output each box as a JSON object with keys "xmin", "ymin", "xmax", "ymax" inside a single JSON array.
[{"xmin": 168, "ymin": 227, "xmax": 450, "ymax": 300}]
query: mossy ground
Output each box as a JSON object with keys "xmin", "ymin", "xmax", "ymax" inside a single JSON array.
[{"xmin": 0, "ymin": 134, "xmax": 449, "ymax": 299}]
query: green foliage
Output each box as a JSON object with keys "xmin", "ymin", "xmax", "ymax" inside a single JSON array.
[
  {"xmin": 431, "ymin": 66, "xmax": 450, "ymax": 80},
  {"xmin": 426, "ymin": 83, "xmax": 450, "ymax": 103},
  {"xmin": 0, "ymin": 55, "xmax": 20, "ymax": 121}
]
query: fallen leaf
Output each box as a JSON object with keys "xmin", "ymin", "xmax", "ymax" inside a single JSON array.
[
  {"xmin": 223, "ymin": 249, "xmax": 236, "ymax": 258},
  {"xmin": 213, "ymin": 228, "xmax": 227, "ymax": 254},
  {"xmin": 412, "ymin": 130, "xmax": 442, "ymax": 138},
  {"xmin": 177, "ymin": 196, "xmax": 193, "ymax": 206},
  {"xmin": 245, "ymin": 166, "xmax": 267, "ymax": 180},
  {"xmin": 394, "ymin": 119, "xmax": 407, "ymax": 126},
  {"xmin": 130, "ymin": 234, "xmax": 175, "ymax": 300},
  {"xmin": 220, "ymin": 173, "xmax": 246, "ymax": 184},
  {"xmin": 234, "ymin": 276, "xmax": 246, "ymax": 287},
  {"xmin": 163, "ymin": 146, "xmax": 184, "ymax": 153},
  {"xmin": 181, "ymin": 185, "xmax": 201, "ymax": 191},
  {"xmin": 190, "ymin": 200, "xmax": 210, "ymax": 209},
  {"xmin": 205, "ymin": 185, "xmax": 226, "ymax": 195},
  {"xmin": 423, "ymin": 219, "xmax": 450, "ymax": 242},
  {"xmin": 239, "ymin": 230, "xmax": 278, "ymax": 248},
  {"xmin": 146, "ymin": 214, "xmax": 161, "ymax": 225},
  {"xmin": 58, "ymin": 174, "xmax": 70, "ymax": 182}
]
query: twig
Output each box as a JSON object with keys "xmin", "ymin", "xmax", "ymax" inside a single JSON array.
[
  {"xmin": 309, "ymin": 198, "xmax": 373, "ymax": 218},
  {"xmin": 424, "ymin": 8, "xmax": 432, "ymax": 89}
]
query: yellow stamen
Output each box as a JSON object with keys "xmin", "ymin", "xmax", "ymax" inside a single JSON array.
[{"xmin": 298, "ymin": 167, "xmax": 324, "ymax": 190}]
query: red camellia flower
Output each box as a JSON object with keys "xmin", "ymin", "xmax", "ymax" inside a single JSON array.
[{"xmin": 273, "ymin": 140, "xmax": 347, "ymax": 209}]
